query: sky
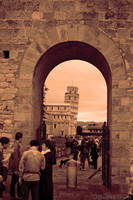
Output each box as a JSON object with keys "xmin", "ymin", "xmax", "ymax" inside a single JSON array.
[{"xmin": 44, "ymin": 60, "xmax": 107, "ymax": 122}]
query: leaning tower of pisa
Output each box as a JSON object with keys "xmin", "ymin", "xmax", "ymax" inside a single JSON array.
[{"xmin": 64, "ymin": 86, "xmax": 79, "ymax": 124}]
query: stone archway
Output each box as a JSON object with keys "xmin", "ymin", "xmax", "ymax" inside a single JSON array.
[
  {"xmin": 18, "ymin": 24, "xmax": 127, "ymax": 192},
  {"xmin": 33, "ymin": 41, "xmax": 111, "ymax": 134}
]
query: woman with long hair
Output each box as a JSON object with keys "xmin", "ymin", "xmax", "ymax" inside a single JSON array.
[{"xmin": 39, "ymin": 140, "xmax": 56, "ymax": 200}]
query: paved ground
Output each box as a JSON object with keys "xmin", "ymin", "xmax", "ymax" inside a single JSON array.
[{"xmin": 3, "ymin": 155, "xmax": 126, "ymax": 200}]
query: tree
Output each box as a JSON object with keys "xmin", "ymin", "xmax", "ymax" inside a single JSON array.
[{"xmin": 42, "ymin": 85, "xmax": 49, "ymax": 140}]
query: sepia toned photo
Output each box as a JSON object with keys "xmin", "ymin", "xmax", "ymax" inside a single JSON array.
[{"xmin": 0, "ymin": 0, "xmax": 132, "ymax": 199}]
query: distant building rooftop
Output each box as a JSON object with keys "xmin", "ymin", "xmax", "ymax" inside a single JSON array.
[{"xmin": 45, "ymin": 103, "xmax": 70, "ymax": 106}]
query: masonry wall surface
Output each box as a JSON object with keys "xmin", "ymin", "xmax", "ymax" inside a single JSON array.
[{"xmin": 0, "ymin": 0, "xmax": 133, "ymax": 194}]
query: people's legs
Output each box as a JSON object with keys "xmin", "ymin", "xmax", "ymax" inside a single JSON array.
[
  {"xmin": 10, "ymin": 174, "xmax": 18, "ymax": 197},
  {"xmin": 22, "ymin": 180, "xmax": 30, "ymax": 200},
  {"xmin": 80, "ymin": 154, "xmax": 83, "ymax": 169},
  {"xmin": 17, "ymin": 180, "xmax": 22, "ymax": 198},
  {"xmin": 87, "ymin": 154, "xmax": 90, "ymax": 166},
  {"xmin": 82, "ymin": 154, "xmax": 86, "ymax": 169},
  {"xmin": 0, "ymin": 183, "xmax": 4, "ymax": 200},
  {"xmin": 30, "ymin": 181, "xmax": 39, "ymax": 200},
  {"xmin": 93, "ymin": 158, "xmax": 97, "ymax": 169},
  {"xmin": 73, "ymin": 152, "xmax": 78, "ymax": 161}
]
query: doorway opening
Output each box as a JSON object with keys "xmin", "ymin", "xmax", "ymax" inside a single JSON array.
[
  {"xmin": 43, "ymin": 59, "xmax": 108, "ymax": 190},
  {"xmin": 33, "ymin": 41, "xmax": 112, "ymax": 190}
]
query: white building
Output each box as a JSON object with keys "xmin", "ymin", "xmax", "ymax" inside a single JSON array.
[{"xmin": 45, "ymin": 86, "xmax": 79, "ymax": 137}]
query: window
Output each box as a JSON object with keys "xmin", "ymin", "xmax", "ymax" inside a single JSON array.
[{"xmin": 54, "ymin": 124, "xmax": 56, "ymax": 129}]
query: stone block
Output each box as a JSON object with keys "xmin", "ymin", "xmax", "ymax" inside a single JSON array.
[
  {"xmin": 112, "ymin": 167, "xmax": 120, "ymax": 176},
  {"xmin": 112, "ymin": 97, "xmax": 121, "ymax": 106},
  {"xmin": 53, "ymin": 1, "xmax": 75, "ymax": 12},
  {"xmin": 4, "ymin": 120, "xmax": 11, "ymax": 124},
  {"xmin": 19, "ymin": 71, "xmax": 33, "ymax": 79},
  {"xmin": 16, "ymin": 79, "xmax": 32, "ymax": 88},
  {"xmin": 119, "ymin": 80, "xmax": 130, "ymax": 88},
  {"xmin": 1, "ymin": 133, "xmax": 13, "ymax": 139},
  {"xmin": 33, "ymin": 21, "xmax": 46, "ymax": 30},
  {"xmin": 46, "ymin": 27, "xmax": 59, "ymax": 45},
  {"xmin": 0, "ymin": 10, "xmax": 6, "ymax": 19},
  {"xmin": 14, "ymin": 112, "xmax": 26, "ymax": 121},
  {"xmin": 15, "ymin": 104, "xmax": 31, "ymax": 113},
  {"xmin": 4, "ymin": 87, "xmax": 18, "ymax": 94},
  {"xmin": 23, "ymin": 47, "xmax": 40, "ymax": 63},
  {"xmin": 112, "ymin": 88, "xmax": 126, "ymax": 97},
  {"xmin": 1, "ymin": 93, "xmax": 15, "ymax": 100},
  {"xmin": 39, "ymin": 1, "xmax": 53, "ymax": 12},
  {"xmin": 23, "ymin": 20, "xmax": 33, "ymax": 28},
  {"xmin": 19, "ymin": 88, "xmax": 32, "ymax": 96},
  {"xmin": 6, "ymin": 100, "xmax": 14, "ymax": 112},
  {"xmin": 111, "ymin": 184, "xmax": 120, "ymax": 193},
  {"xmin": 10, "ymin": 50, "xmax": 18, "ymax": 59},
  {"xmin": 0, "ymin": 82, "xmax": 9, "ymax": 88},
  {"xmin": 43, "ymin": 12, "xmax": 54, "ymax": 20},
  {"xmin": 117, "ymin": 12, "xmax": 130, "ymax": 20},
  {"xmin": 34, "ymin": 32, "xmax": 51, "ymax": 52},
  {"xmin": 112, "ymin": 114, "xmax": 118, "ymax": 121},
  {"xmin": 54, "ymin": 12, "xmax": 66, "ymax": 20},
  {"xmin": 14, "ymin": 121, "xmax": 32, "ymax": 130},
  {"xmin": 111, "ymin": 157, "xmax": 129, "ymax": 168},
  {"xmin": 56, "ymin": 25, "xmax": 68, "ymax": 42},
  {"xmin": 120, "ymin": 167, "xmax": 130, "ymax": 177},
  {"xmin": 4, "ymin": 123, "xmax": 14, "ymax": 130},
  {"xmin": 113, "ymin": 131, "xmax": 130, "ymax": 141},
  {"xmin": 67, "ymin": 12, "xmax": 83, "ymax": 20},
  {"xmin": 25, "ymin": 112, "xmax": 32, "ymax": 121},
  {"xmin": 32, "ymin": 12, "xmax": 43, "ymax": 20},
  {"xmin": 83, "ymin": 26, "xmax": 99, "ymax": 46},
  {"xmin": 118, "ymin": 114, "xmax": 130, "ymax": 122},
  {"xmin": 111, "ymin": 183, "xmax": 128, "ymax": 194},
  {"xmin": 112, "ymin": 147, "xmax": 122, "ymax": 158},
  {"xmin": 20, "ymin": 59, "xmax": 35, "ymax": 79},
  {"xmin": 121, "ymin": 98, "xmax": 130, "ymax": 105},
  {"xmin": 67, "ymin": 24, "xmax": 85, "ymax": 41},
  {"xmin": 0, "ymin": 29, "xmax": 13, "ymax": 38}
]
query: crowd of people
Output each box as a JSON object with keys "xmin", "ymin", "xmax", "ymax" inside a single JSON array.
[
  {"xmin": 0, "ymin": 132, "xmax": 102, "ymax": 200},
  {"xmin": 0, "ymin": 132, "xmax": 56, "ymax": 200},
  {"xmin": 64, "ymin": 135, "xmax": 102, "ymax": 170}
]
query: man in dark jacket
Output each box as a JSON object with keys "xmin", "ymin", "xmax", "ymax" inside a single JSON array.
[{"xmin": 10, "ymin": 132, "xmax": 23, "ymax": 199}]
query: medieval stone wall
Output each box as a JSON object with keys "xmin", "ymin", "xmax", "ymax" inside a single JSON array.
[{"xmin": 0, "ymin": 0, "xmax": 133, "ymax": 193}]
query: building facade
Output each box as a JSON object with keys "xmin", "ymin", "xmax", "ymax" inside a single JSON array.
[{"xmin": 45, "ymin": 86, "xmax": 79, "ymax": 137}]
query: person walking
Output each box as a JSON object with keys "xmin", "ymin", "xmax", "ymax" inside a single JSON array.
[
  {"xmin": 19, "ymin": 140, "xmax": 46, "ymax": 200},
  {"xmin": 90, "ymin": 142, "xmax": 98, "ymax": 169},
  {"xmin": 79, "ymin": 139, "xmax": 89, "ymax": 170},
  {"xmin": 39, "ymin": 140, "xmax": 56, "ymax": 200},
  {"xmin": 10, "ymin": 132, "xmax": 23, "ymax": 200},
  {"xmin": 72, "ymin": 140, "xmax": 79, "ymax": 161}
]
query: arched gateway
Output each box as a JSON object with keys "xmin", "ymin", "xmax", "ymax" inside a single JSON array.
[{"xmin": 18, "ymin": 24, "xmax": 128, "ymax": 193}]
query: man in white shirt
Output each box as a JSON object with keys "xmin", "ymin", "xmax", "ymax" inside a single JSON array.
[{"xmin": 19, "ymin": 140, "xmax": 45, "ymax": 200}]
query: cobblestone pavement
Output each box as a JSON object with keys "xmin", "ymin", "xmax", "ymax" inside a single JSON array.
[{"xmin": 3, "ymin": 155, "xmax": 126, "ymax": 200}]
